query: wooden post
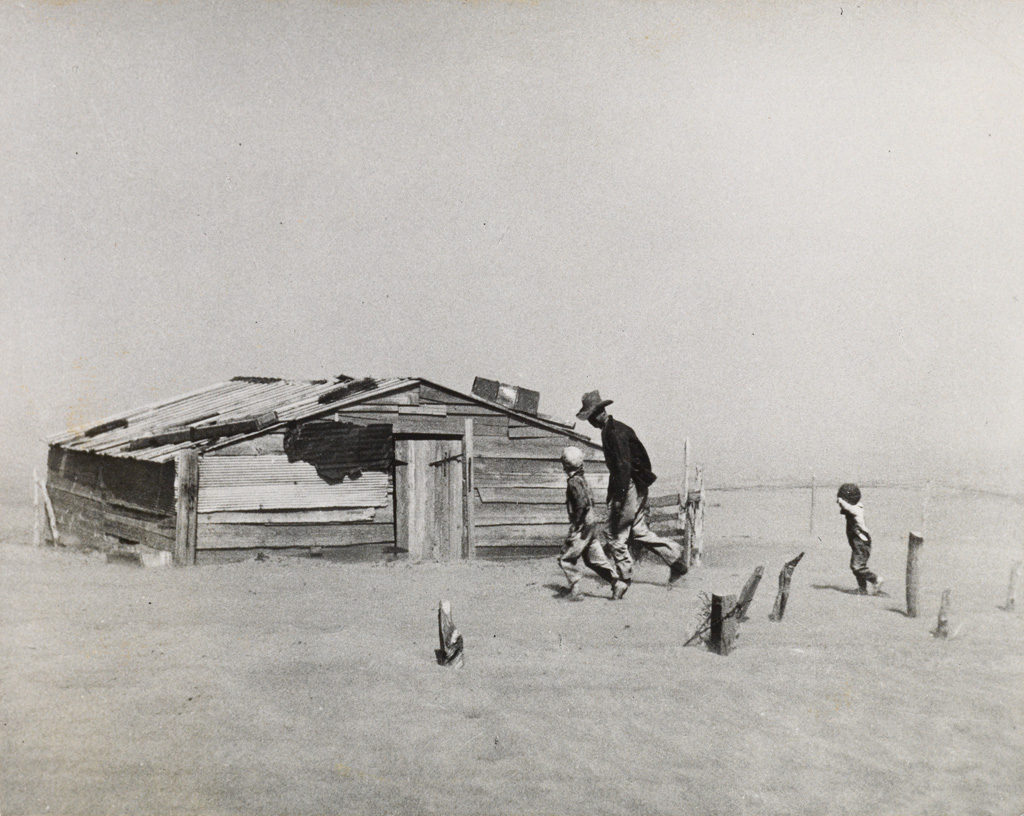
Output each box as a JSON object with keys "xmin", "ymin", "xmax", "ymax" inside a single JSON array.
[
  {"xmin": 463, "ymin": 418, "xmax": 475, "ymax": 560},
  {"xmin": 906, "ymin": 532, "xmax": 924, "ymax": 617},
  {"xmin": 682, "ymin": 437, "xmax": 689, "ymax": 500},
  {"xmin": 735, "ymin": 565, "xmax": 765, "ymax": 621},
  {"xmin": 809, "ymin": 474, "xmax": 816, "ymax": 537},
  {"xmin": 933, "ymin": 589, "xmax": 952, "ymax": 638},
  {"xmin": 32, "ymin": 468, "xmax": 41, "ymax": 547},
  {"xmin": 1003, "ymin": 560, "xmax": 1023, "ymax": 612},
  {"xmin": 921, "ymin": 481, "xmax": 932, "ymax": 536},
  {"xmin": 709, "ymin": 594, "xmax": 737, "ymax": 655},
  {"xmin": 38, "ymin": 475, "xmax": 59, "ymax": 546},
  {"xmin": 436, "ymin": 599, "xmax": 464, "ymax": 668},
  {"xmin": 769, "ymin": 552, "xmax": 805, "ymax": 621},
  {"xmin": 174, "ymin": 449, "xmax": 200, "ymax": 566},
  {"xmin": 693, "ymin": 466, "xmax": 704, "ymax": 567}
]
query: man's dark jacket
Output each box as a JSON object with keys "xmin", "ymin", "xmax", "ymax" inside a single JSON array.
[{"xmin": 600, "ymin": 416, "xmax": 657, "ymax": 504}]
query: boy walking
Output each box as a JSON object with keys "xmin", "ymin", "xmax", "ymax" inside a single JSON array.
[
  {"xmin": 836, "ymin": 482, "xmax": 883, "ymax": 595},
  {"xmin": 558, "ymin": 446, "xmax": 618, "ymax": 600}
]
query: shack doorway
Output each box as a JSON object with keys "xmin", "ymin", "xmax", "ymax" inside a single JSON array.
[{"xmin": 393, "ymin": 437, "xmax": 465, "ymax": 561}]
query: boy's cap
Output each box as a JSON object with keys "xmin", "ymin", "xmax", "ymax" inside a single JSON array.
[
  {"xmin": 837, "ymin": 483, "xmax": 861, "ymax": 504},
  {"xmin": 560, "ymin": 446, "xmax": 585, "ymax": 469}
]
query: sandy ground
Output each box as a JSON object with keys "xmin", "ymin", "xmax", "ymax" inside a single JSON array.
[{"xmin": 2, "ymin": 500, "xmax": 1023, "ymax": 816}]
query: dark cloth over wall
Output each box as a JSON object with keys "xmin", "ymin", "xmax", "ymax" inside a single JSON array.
[
  {"xmin": 284, "ymin": 421, "xmax": 393, "ymax": 483},
  {"xmin": 600, "ymin": 416, "xmax": 657, "ymax": 504}
]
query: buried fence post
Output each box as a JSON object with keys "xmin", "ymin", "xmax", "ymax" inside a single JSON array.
[
  {"xmin": 436, "ymin": 600, "xmax": 464, "ymax": 668},
  {"xmin": 32, "ymin": 468, "xmax": 41, "ymax": 547},
  {"xmin": 906, "ymin": 532, "xmax": 924, "ymax": 617},
  {"xmin": 735, "ymin": 565, "xmax": 765, "ymax": 621},
  {"xmin": 174, "ymin": 450, "xmax": 200, "ymax": 566},
  {"xmin": 709, "ymin": 594, "xmax": 737, "ymax": 656},
  {"xmin": 683, "ymin": 469, "xmax": 705, "ymax": 568},
  {"xmin": 933, "ymin": 589, "xmax": 952, "ymax": 638},
  {"xmin": 37, "ymin": 473, "xmax": 59, "ymax": 546},
  {"xmin": 769, "ymin": 552, "xmax": 805, "ymax": 622},
  {"xmin": 1003, "ymin": 561, "xmax": 1023, "ymax": 612},
  {"xmin": 809, "ymin": 474, "xmax": 816, "ymax": 537},
  {"xmin": 685, "ymin": 569, "xmax": 758, "ymax": 648}
]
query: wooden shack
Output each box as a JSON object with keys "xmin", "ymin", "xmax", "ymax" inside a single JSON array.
[{"xmin": 43, "ymin": 375, "xmax": 684, "ymax": 565}]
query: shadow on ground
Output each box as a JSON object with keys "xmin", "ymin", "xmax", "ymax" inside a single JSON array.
[{"xmin": 811, "ymin": 583, "xmax": 864, "ymax": 595}]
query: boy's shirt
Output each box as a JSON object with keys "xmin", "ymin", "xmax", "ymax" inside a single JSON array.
[
  {"xmin": 565, "ymin": 468, "xmax": 594, "ymax": 529},
  {"xmin": 837, "ymin": 497, "xmax": 871, "ymax": 544}
]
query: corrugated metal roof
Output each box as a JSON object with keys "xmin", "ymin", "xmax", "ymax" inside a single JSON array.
[
  {"xmin": 49, "ymin": 375, "xmax": 593, "ymax": 461},
  {"xmin": 48, "ymin": 377, "xmax": 415, "ymax": 462}
]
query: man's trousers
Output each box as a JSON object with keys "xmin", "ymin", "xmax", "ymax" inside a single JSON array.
[{"xmin": 604, "ymin": 480, "xmax": 684, "ymax": 583}]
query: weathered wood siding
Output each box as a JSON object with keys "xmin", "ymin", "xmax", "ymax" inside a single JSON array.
[
  {"xmin": 200, "ymin": 436, "xmax": 395, "ymax": 561},
  {"xmin": 335, "ymin": 383, "xmax": 612, "ymax": 558},
  {"xmin": 45, "ymin": 447, "xmax": 177, "ymax": 552},
  {"xmin": 48, "ymin": 382, "xmax": 680, "ymax": 564},
  {"xmin": 412, "ymin": 383, "xmax": 611, "ymax": 558}
]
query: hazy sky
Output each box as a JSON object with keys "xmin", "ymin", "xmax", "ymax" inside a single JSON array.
[{"xmin": 2, "ymin": 0, "xmax": 1022, "ymax": 497}]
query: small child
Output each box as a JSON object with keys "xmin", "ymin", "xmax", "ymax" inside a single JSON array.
[
  {"xmin": 558, "ymin": 447, "xmax": 618, "ymax": 600},
  {"xmin": 836, "ymin": 482, "xmax": 882, "ymax": 595}
]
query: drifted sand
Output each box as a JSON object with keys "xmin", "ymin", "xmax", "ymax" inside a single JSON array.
[{"xmin": 2, "ymin": 503, "xmax": 1022, "ymax": 815}]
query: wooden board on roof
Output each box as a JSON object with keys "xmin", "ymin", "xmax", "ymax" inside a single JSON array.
[
  {"xmin": 208, "ymin": 434, "xmax": 287, "ymax": 456},
  {"xmin": 336, "ymin": 405, "xmax": 401, "ymax": 416}
]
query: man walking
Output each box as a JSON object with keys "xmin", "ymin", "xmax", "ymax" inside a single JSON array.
[{"xmin": 576, "ymin": 390, "xmax": 688, "ymax": 599}]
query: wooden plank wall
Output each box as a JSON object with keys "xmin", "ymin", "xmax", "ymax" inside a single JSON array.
[
  {"xmin": 201, "ymin": 438, "xmax": 395, "ymax": 561},
  {"xmin": 195, "ymin": 383, "xmax": 681, "ymax": 563},
  {"xmin": 414, "ymin": 384, "xmax": 612, "ymax": 558},
  {"xmin": 45, "ymin": 447, "xmax": 177, "ymax": 552}
]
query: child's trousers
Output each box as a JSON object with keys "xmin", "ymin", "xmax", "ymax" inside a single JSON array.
[
  {"xmin": 559, "ymin": 519, "xmax": 617, "ymax": 588},
  {"xmin": 849, "ymin": 537, "xmax": 878, "ymax": 590}
]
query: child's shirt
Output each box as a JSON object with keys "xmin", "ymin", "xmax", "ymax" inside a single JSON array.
[
  {"xmin": 565, "ymin": 468, "xmax": 594, "ymax": 529},
  {"xmin": 837, "ymin": 497, "xmax": 871, "ymax": 544}
]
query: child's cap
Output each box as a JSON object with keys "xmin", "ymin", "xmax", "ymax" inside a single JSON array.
[
  {"xmin": 837, "ymin": 483, "xmax": 861, "ymax": 504},
  {"xmin": 560, "ymin": 446, "xmax": 585, "ymax": 469}
]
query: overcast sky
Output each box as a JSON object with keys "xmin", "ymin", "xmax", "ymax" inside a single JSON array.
[{"xmin": 2, "ymin": 0, "xmax": 1022, "ymax": 497}]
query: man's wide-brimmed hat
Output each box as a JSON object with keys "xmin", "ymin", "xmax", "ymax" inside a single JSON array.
[{"xmin": 576, "ymin": 390, "xmax": 613, "ymax": 421}]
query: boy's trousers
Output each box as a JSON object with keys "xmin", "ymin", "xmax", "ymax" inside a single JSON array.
[
  {"xmin": 604, "ymin": 480, "xmax": 684, "ymax": 583},
  {"xmin": 849, "ymin": 537, "xmax": 878, "ymax": 590},
  {"xmin": 558, "ymin": 514, "xmax": 617, "ymax": 587}
]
